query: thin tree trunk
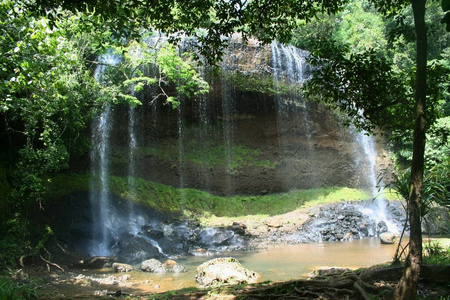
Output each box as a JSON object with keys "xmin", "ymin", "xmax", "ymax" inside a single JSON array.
[{"xmin": 395, "ymin": 0, "xmax": 427, "ymax": 299}]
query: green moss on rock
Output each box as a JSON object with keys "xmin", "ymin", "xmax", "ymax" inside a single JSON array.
[{"xmin": 48, "ymin": 173, "xmax": 373, "ymax": 219}]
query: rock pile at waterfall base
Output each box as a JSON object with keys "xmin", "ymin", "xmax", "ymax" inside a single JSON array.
[
  {"xmin": 291, "ymin": 200, "xmax": 405, "ymax": 243},
  {"xmin": 242, "ymin": 200, "xmax": 406, "ymax": 248},
  {"xmin": 53, "ymin": 195, "xmax": 407, "ymax": 265},
  {"xmin": 103, "ymin": 200, "xmax": 407, "ymax": 263}
]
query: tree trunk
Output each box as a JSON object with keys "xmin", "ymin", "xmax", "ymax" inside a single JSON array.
[{"xmin": 395, "ymin": 0, "xmax": 427, "ymax": 299}]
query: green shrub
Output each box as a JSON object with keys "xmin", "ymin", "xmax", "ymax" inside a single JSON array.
[
  {"xmin": 423, "ymin": 241, "xmax": 450, "ymax": 265},
  {"xmin": 0, "ymin": 277, "xmax": 37, "ymax": 300}
]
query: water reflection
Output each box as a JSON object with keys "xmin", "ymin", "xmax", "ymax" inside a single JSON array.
[{"xmin": 120, "ymin": 238, "xmax": 397, "ymax": 293}]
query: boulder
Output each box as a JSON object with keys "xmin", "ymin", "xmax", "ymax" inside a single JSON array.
[
  {"xmin": 172, "ymin": 264, "xmax": 187, "ymax": 274},
  {"xmin": 112, "ymin": 263, "xmax": 133, "ymax": 272},
  {"xmin": 163, "ymin": 260, "xmax": 187, "ymax": 273},
  {"xmin": 110, "ymin": 234, "xmax": 162, "ymax": 264},
  {"xmin": 422, "ymin": 207, "xmax": 450, "ymax": 235},
  {"xmin": 380, "ymin": 232, "xmax": 396, "ymax": 244},
  {"xmin": 198, "ymin": 228, "xmax": 235, "ymax": 246},
  {"xmin": 141, "ymin": 259, "xmax": 167, "ymax": 273},
  {"xmin": 73, "ymin": 256, "xmax": 115, "ymax": 269},
  {"xmin": 196, "ymin": 257, "xmax": 259, "ymax": 287}
]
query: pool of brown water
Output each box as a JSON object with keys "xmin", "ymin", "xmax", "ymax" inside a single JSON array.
[{"xmin": 101, "ymin": 238, "xmax": 398, "ymax": 294}]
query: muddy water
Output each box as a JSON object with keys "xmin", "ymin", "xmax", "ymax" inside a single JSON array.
[{"xmin": 111, "ymin": 238, "xmax": 397, "ymax": 294}]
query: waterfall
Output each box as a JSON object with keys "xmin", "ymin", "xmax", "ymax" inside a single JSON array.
[
  {"xmin": 270, "ymin": 42, "xmax": 317, "ymax": 187},
  {"xmin": 221, "ymin": 42, "xmax": 238, "ymax": 195},
  {"xmin": 178, "ymin": 98, "xmax": 186, "ymax": 199},
  {"xmin": 354, "ymin": 131, "xmax": 399, "ymax": 234},
  {"xmin": 127, "ymin": 102, "xmax": 137, "ymax": 224},
  {"xmin": 81, "ymin": 39, "xmax": 402, "ymax": 261},
  {"xmin": 89, "ymin": 52, "xmax": 120, "ymax": 256}
]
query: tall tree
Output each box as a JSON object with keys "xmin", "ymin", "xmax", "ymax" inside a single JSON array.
[{"xmin": 396, "ymin": 0, "xmax": 427, "ymax": 298}]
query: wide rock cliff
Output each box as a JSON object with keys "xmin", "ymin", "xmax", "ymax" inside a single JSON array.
[{"xmin": 72, "ymin": 37, "xmax": 391, "ymax": 196}]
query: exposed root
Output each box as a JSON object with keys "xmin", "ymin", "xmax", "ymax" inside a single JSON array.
[
  {"xmin": 39, "ymin": 254, "xmax": 65, "ymax": 272},
  {"xmin": 353, "ymin": 281, "xmax": 371, "ymax": 300}
]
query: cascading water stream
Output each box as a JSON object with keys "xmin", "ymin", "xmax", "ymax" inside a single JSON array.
[
  {"xmin": 90, "ymin": 51, "xmax": 166, "ymax": 257},
  {"xmin": 271, "ymin": 42, "xmax": 317, "ymax": 187},
  {"xmin": 90, "ymin": 53, "xmax": 120, "ymax": 256},
  {"xmin": 354, "ymin": 131, "xmax": 399, "ymax": 234},
  {"xmin": 221, "ymin": 45, "xmax": 237, "ymax": 195},
  {"xmin": 127, "ymin": 102, "xmax": 137, "ymax": 224},
  {"xmin": 178, "ymin": 98, "xmax": 186, "ymax": 200}
]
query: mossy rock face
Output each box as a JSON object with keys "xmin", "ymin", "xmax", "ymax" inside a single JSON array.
[
  {"xmin": 47, "ymin": 173, "xmax": 378, "ymax": 219},
  {"xmin": 195, "ymin": 257, "xmax": 260, "ymax": 287}
]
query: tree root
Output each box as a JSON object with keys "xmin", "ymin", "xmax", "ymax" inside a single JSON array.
[
  {"xmin": 353, "ymin": 281, "xmax": 371, "ymax": 300},
  {"xmin": 39, "ymin": 254, "xmax": 65, "ymax": 272}
]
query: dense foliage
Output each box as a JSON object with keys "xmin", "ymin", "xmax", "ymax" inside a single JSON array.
[
  {"xmin": 0, "ymin": 0, "xmax": 209, "ymax": 267},
  {"xmin": 292, "ymin": 0, "xmax": 450, "ymax": 190}
]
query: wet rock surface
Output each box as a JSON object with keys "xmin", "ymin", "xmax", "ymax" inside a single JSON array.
[
  {"xmin": 140, "ymin": 259, "xmax": 187, "ymax": 274},
  {"xmin": 379, "ymin": 232, "xmax": 397, "ymax": 244},
  {"xmin": 53, "ymin": 194, "xmax": 408, "ymax": 265},
  {"xmin": 288, "ymin": 200, "xmax": 406, "ymax": 243}
]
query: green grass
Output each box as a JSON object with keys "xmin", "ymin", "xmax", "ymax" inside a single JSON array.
[
  {"xmin": 0, "ymin": 277, "xmax": 38, "ymax": 300},
  {"xmin": 376, "ymin": 188, "xmax": 405, "ymax": 201},
  {"xmin": 48, "ymin": 173, "xmax": 376, "ymax": 219}
]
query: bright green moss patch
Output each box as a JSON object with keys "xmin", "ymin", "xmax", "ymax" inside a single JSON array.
[
  {"xmin": 301, "ymin": 187, "xmax": 370, "ymax": 208},
  {"xmin": 376, "ymin": 188, "xmax": 405, "ymax": 201},
  {"xmin": 48, "ymin": 173, "xmax": 375, "ymax": 219}
]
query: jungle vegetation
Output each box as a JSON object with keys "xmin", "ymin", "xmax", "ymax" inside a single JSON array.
[{"xmin": 0, "ymin": 0, "xmax": 449, "ymax": 299}]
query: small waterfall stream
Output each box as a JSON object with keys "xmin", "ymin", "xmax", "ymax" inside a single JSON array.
[
  {"xmin": 221, "ymin": 53, "xmax": 237, "ymax": 195},
  {"xmin": 354, "ymin": 131, "xmax": 400, "ymax": 234},
  {"xmin": 90, "ymin": 53, "xmax": 120, "ymax": 256},
  {"xmin": 271, "ymin": 42, "xmax": 317, "ymax": 188},
  {"xmin": 128, "ymin": 100, "xmax": 137, "ymax": 219}
]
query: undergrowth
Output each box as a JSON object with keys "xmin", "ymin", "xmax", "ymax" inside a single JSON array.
[
  {"xmin": 0, "ymin": 277, "xmax": 38, "ymax": 300},
  {"xmin": 423, "ymin": 240, "xmax": 450, "ymax": 265}
]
